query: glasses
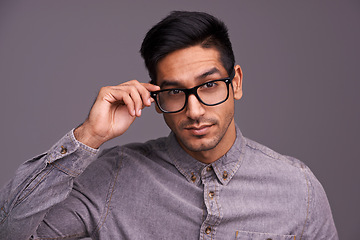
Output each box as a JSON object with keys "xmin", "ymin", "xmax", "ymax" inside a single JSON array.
[{"xmin": 151, "ymin": 70, "xmax": 235, "ymax": 113}]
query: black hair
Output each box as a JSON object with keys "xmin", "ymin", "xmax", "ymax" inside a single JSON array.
[{"xmin": 140, "ymin": 11, "xmax": 235, "ymax": 84}]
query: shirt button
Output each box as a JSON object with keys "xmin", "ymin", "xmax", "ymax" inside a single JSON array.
[
  {"xmin": 206, "ymin": 165, "xmax": 213, "ymax": 171},
  {"xmin": 223, "ymin": 171, "xmax": 228, "ymax": 180},
  {"xmin": 266, "ymin": 238, "xmax": 273, "ymax": 240},
  {"xmin": 205, "ymin": 226, "xmax": 212, "ymax": 234},
  {"xmin": 60, "ymin": 146, "xmax": 67, "ymax": 154},
  {"xmin": 209, "ymin": 191, "xmax": 215, "ymax": 198},
  {"xmin": 191, "ymin": 173, "xmax": 197, "ymax": 182}
]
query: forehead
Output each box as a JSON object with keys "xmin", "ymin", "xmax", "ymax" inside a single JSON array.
[{"xmin": 156, "ymin": 46, "xmax": 227, "ymax": 86}]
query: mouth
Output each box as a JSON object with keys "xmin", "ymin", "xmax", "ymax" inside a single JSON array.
[{"xmin": 184, "ymin": 124, "xmax": 214, "ymax": 136}]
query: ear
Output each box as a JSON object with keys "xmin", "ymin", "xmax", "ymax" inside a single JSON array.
[{"xmin": 232, "ymin": 65, "xmax": 243, "ymax": 100}]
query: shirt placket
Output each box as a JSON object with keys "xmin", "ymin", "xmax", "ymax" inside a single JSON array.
[{"xmin": 199, "ymin": 165, "xmax": 223, "ymax": 240}]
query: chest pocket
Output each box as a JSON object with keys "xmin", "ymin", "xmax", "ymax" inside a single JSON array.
[{"xmin": 235, "ymin": 230, "xmax": 296, "ymax": 240}]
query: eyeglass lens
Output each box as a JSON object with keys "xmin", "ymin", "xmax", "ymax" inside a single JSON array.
[{"xmin": 156, "ymin": 80, "xmax": 229, "ymax": 113}]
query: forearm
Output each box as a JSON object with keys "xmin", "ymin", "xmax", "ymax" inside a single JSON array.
[{"xmin": 0, "ymin": 130, "xmax": 98, "ymax": 240}]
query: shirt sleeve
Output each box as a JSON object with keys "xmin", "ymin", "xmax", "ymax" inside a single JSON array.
[
  {"xmin": 300, "ymin": 165, "xmax": 339, "ymax": 239},
  {"xmin": 0, "ymin": 129, "xmax": 99, "ymax": 240}
]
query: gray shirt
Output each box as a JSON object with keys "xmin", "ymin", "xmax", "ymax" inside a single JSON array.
[{"xmin": 0, "ymin": 126, "xmax": 338, "ymax": 239}]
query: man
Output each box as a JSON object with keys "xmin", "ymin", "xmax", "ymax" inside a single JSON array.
[{"xmin": 0, "ymin": 11, "xmax": 337, "ymax": 239}]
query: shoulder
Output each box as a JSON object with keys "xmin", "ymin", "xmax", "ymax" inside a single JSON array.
[
  {"xmin": 240, "ymin": 136, "xmax": 319, "ymax": 200},
  {"xmin": 242, "ymin": 136, "xmax": 330, "ymax": 190},
  {"xmin": 240, "ymin": 137, "xmax": 338, "ymax": 237},
  {"xmin": 243, "ymin": 137, "xmax": 305, "ymax": 170},
  {"xmin": 242, "ymin": 137, "xmax": 328, "ymax": 192}
]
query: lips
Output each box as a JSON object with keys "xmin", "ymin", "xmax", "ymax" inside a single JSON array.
[{"xmin": 184, "ymin": 124, "xmax": 213, "ymax": 136}]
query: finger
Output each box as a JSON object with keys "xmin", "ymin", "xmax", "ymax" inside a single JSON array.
[
  {"xmin": 121, "ymin": 92, "xmax": 136, "ymax": 117},
  {"xmin": 109, "ymin": 80, "xmax": 159, "ymax": 112},
  {"xmin": 139, "ymin": 83, "xmax": 160, "ymax": 105},
  {"xmin": 134, "ymin": 84, "xmax": 152, "ymax": 107},
  {"xmin": 127, "ymin": 81, "xmax": 156, "ymax": 108},
  {"xmin": 124, "ymin": 80, "xmax": 153, "ymax": 112},
  {"xmin": 128, "ymin": 86, "xmax": 144, "ymax": 117},
  {"xmin": 142, "ymin": 82, "xmax": 160, "ymax": 91}
]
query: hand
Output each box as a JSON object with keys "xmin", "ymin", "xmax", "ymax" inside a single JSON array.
[{"xmin": 74, "ymin": 80, "xmax": 160, "ymax": 148}]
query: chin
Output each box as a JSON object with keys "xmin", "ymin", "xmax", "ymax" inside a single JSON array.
[{"xmin": 179, "ymin": 135, "xmax": 220, "ymax": 152}]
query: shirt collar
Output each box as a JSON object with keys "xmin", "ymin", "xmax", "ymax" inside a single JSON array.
[{"xmin": 166, "ymin": 124, "xmax": 245, "ymax": 186}]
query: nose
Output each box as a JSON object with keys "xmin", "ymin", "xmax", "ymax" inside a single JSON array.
[{"xmin": 185, "ymin": 94, "xmax": 205, "ymax": 119}]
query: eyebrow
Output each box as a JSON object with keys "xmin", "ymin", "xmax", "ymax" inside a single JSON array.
[
  {"xmin": 159, "ymin": 67, "xmax": 222, "ymax": 89},
  {"xmin": 196, "ymin": 67, "xmax": 221, "ymax": 80}
]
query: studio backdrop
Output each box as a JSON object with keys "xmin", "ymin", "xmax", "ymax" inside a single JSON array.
[{"xmin": 0, "ymin": 1, "xmax": 359, "ymax": 238}]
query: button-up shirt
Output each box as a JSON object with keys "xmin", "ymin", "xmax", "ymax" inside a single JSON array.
[{"xmin": 0, "ymin": 125, "xmax": 338, "ymax": 239}]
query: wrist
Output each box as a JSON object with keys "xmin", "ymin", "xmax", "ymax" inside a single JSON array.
[{"xmin": 74, "ymin": 123, "xmax": 105, "ymax": 149}]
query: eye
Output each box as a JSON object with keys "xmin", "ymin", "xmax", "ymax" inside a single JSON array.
[
  {"xmin": 168, "ymin": 89, "xmax": 183, "ymax": 95},
  {"xmin": 202, "ymin": 81, "xmax": 217, "ymax": 89}
]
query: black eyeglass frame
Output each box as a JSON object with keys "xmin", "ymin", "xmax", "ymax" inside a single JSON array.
[{"xmin": 150, "ymin": 70, "xmax": 236, "ymax": 113}]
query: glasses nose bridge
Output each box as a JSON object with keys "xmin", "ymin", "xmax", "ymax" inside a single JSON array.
[{"xmin": 184, "ymin": 85, "xmax": 202, "ymax": 103}]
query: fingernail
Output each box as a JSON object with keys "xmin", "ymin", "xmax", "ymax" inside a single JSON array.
[
  {"xmin": 132, "ymin": 110, "xmax": 136, "ymax": 116},
  {"xmin": 138, "ymin": 109, "xmax": 142, "ymax": 116},
  {"xmin": 147, "ymin": 98, "xmax": 151, "ymax": 104}
]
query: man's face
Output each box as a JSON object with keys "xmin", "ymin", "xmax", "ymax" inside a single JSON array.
[{"xmin": 155, "ymin": 45, "xmax": 243, "ymax": 162}]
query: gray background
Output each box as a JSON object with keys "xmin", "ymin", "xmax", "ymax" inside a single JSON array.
[{"xmin": 0, "ymin": 0, "xmax": 359, "ymax": 238}]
